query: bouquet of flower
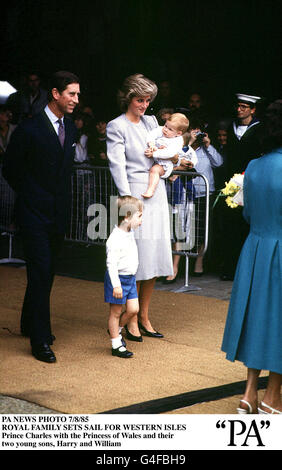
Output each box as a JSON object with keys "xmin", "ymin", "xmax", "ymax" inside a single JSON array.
[{"xmin": 213, "ymin": 173, "xmax": 244, "ymax": 209}]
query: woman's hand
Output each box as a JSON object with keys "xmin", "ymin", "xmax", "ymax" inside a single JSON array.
[
  {"xmin": 147, "ymin": 141, "xmax": 156, "ymax": 150},
  {"xmin": 113, "ymin": 287, "xmax": 123, "ymax": 299},
  {"xmin": 144, "ymin": 148, "xmax": 154, "ymax": 158}
]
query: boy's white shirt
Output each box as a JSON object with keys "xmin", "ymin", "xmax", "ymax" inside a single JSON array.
[{"xmin": 106, "ymin": 226, "xmax": 139, "ymax": 288}]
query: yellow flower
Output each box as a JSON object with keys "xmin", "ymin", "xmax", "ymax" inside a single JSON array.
[
  {"xmin": 213, "ymin": 173, "xmax": 244, "ymax": 210},
  {"xmin": 226, "ymin": 196, "xmax": 238, "ymax": 208},
  {"xmin": 221, "ymin": 181, "xmax": 239, "ymax": 196}
]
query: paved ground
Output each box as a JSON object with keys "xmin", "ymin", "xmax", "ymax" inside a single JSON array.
[
  {"xmin": 1, "ymin": 234, "xmax": 234, "ymax": 414},
  {"xmin": 154, "ymin": 272, "xmax": 233, "ymax": 301},
  {"xmin": 0, "ymin": 395, "xmax": 58, "ymax": 414},
  {"xmin": 1, "ymin": 266, "xmax": 233, "ymax": 414}
]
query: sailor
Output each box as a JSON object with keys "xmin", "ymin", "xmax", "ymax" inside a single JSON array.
[
  {"xmin": 226, "ymin": 93, "xmax": 262, "ymax": 176},
  {"xmin": 218, "ymin": 93, "xmax": 263, "ymax": 281}
]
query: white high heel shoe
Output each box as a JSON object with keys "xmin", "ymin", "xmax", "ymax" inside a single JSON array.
[
  {"xmin": 237, "ymin": 399, "xmax": 254, "ymax": 414},
  {"xmin": 258, "ymin": 401, "xmax": 282, "ymax": 414}
]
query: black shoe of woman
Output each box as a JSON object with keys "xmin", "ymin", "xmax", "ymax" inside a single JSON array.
[
  {"xmin": 193, "ymin": 271, "xmax": 203, "ymax": 277},
  {"xmin": 124, "ymin": 325, "xmax": 143, "ymax": 342},
  {"xmin": 138, "ymin": 322, "xmax": 164, "ymax": 338}
]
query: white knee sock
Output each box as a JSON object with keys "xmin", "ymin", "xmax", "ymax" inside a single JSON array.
[{"xmin": 111, "ymin": 336, "xmax": 125, "ymax": 351}]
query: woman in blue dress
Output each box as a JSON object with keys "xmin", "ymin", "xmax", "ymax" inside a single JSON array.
[{"xmin": 221, "ymin": 100, "xmax": 282, "ymax": 414}]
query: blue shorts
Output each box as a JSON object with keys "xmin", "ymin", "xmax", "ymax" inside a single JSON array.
[{"xmin": 104, "ymin": 270, "xmax": 138, "ymax": 304}]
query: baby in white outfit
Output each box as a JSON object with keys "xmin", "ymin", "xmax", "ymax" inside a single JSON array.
[{"xmin": 142, "ymin": 113, "xmax": 191, "ymax": 198}]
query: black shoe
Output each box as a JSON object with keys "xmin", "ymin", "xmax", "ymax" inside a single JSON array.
[
  {"xmin": 124, "ymin": 325, "xmax": 143, "ymax": 342},
  {"xmin": 32, "ymin": 343, "xmax": 56, "ymax": 363},
  {"xmin": 193, "ymin": 271, "xmax": 203, "ymax": 277},
  {"xmin": 112, "ymin": 346, "xmax": 133, "ymax": 358},
  {"xmin": 138, "ymin": 322, "xmax": 164, "ymax": 338}
]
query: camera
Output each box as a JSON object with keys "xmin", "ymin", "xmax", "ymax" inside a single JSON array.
[{"xmin": 195, "ymin": 131, "xmax": 206, "ymax": 142}]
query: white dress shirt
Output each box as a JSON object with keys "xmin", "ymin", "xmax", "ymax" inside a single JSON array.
[{"xmin": 44, "ymin": 105, "xmax": 64, "ymax": 135}]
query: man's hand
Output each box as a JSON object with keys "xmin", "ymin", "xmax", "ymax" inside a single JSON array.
[
  {"xmin": 188, "ymin": 129, "xmax": 198, "ymax": 145},
  {"xmin": 202, "ymin": 133, "xmax": 211, "ymax": 148}
]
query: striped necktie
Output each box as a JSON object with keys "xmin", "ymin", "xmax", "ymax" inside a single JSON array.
[{"xmin": 57, "ymin": 118, "xmax": 65, "ymax": 147}]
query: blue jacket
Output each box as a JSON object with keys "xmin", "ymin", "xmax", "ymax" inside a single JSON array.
[{"xmin": 221, "ymin": 148, "xmax": 282, "ymax": 373}]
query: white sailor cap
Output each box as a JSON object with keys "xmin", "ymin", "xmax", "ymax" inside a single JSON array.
[{"xmin": 236, "ymin": 93, "xmax": 261, "ymax": 104}]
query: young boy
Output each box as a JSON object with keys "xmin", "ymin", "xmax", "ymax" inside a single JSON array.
[
  {"xmin": 104, "ymin": 196, "xmax": 143, "ymax": 358},
  {"xmin": 142, "ymin": 113, "xmax": 190, "ymax": 198}
]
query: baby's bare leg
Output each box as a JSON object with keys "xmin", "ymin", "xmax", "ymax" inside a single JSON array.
[{"xmin": 142, "ymin": 164, "xmax": 165, "ymax": 198}]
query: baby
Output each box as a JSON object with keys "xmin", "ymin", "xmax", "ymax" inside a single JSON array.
[{"xmin": 142, "ymin": 113, "xmax": 190, "ymax": 198}]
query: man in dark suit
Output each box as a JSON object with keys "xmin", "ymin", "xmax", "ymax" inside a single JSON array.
[{"xmin": 3, "ymin": 71, "xmax": 80, "ymax": 362}]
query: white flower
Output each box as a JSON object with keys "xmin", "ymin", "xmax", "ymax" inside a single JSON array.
[
  {"xmin": 230, "ymin": 173, "xmax": 244, "ymax": 188},
  {"xmin": 232, "ymin": 188, "xmax": 244, "ymax": 206}
]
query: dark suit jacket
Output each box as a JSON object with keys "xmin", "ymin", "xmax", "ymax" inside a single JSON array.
[
  {"xmin": 2, "ymin": 110, "xmax": 77, "ymax": 234},
  {"xmin": 225, "ymin": 120, "xmax": 263, "ymax": 178}
]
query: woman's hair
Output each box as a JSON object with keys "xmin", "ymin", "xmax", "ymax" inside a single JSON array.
[
  {"xmin": 117, "ymin": 196, "xmax": 143, "ymax": 225},
  {"xmin": 117, "ymin": 73, "xmax": 158, "ymax": 112},
  {"xmin": 260, "ymin": 99, "xmax": 282, "ymax": 153}
]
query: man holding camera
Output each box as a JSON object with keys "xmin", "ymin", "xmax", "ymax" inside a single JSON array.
[
  {"xmin": 189, "ymin": 123, "xmax": 223, "ymax": 198},
  {"xmin": 189, "ymin": 122, "xmax": 223, "ymax": 275}
]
